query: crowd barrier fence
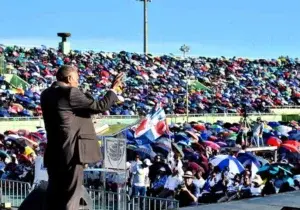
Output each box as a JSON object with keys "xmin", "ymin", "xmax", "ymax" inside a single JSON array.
[
  {"xmin": 0, "ymin": 179, "xmax": 31, "ymax": 207},
  {"xmin": 86, "ymin": 189, "xmax": 179, "ymax": 210},
  {"xmin": 0, "ymin": 179, "xmax": 179, "ymax": 210}
]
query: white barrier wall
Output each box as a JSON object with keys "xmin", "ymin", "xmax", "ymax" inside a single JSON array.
[{"xmin": 0, "ymin": 114, "xmax": 283, "ymax": 132}]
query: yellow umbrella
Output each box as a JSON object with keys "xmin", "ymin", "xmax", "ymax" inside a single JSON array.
[{"xmin": 24, "ymin": 146, "xmax": 35, "ymax": 156}]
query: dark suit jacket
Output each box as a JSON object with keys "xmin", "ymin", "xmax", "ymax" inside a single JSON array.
[{"xmin": 40, "ymin": 81, "xmax": 118, "ymax": 167}]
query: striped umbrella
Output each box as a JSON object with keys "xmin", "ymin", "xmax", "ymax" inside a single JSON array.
[{"xmin": 210, "ymin": 155, "xmax": 244, "ymax": 174}]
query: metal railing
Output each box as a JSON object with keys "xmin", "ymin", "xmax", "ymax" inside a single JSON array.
[
  {"xmin": 0, "ymin": 179, "xmax": 31, "ymax": 207},
  {"xmin": 0, "ymin": 117, "xmax": 42, "ymax": 121},
  {"xmin": 129, "ymin": 195, "xmax": 179, "ymax": 210},
  {"xmin": 267, "ymin": 105, "xmax": 300, "ymax": 109},
  {"xmin": 86, "ymin": 189, "xmax": 179, "ymax": 210},
  {"xmin": 0, "ymin": 112, "xmax": 280, "ymax": 122}
]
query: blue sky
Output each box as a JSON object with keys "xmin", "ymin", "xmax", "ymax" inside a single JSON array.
[{"xmin": 0, "ymin": 0, "xmax": 299, "ymax": 58}]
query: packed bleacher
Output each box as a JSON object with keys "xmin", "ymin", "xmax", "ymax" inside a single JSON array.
[{"xmin": 1, "ymin": 45, "xmax": 300, "ymax": 116}]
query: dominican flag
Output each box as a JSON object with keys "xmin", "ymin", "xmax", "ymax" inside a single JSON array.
[{"xmin": 133, "ymin": 103, "xmax": 169, "ymax": 145}]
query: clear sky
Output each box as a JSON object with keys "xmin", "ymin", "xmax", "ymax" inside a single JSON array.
[{"xmin": 0, "ymin": 0, "xmax": 299, "ymax": 58}]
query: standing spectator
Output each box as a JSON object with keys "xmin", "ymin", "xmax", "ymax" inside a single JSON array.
[
  {"xmin": 131, "ymin": 159, "xmax": 151, "ymax": 197},
  {"xmin": 251, "ymin": 118, "xmax": 264, "ymax": 147}
]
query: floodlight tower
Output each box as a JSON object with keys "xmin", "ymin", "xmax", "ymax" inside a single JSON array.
[
  {"xmin": 137, "ymin": 0, "xmax": 151, "ymax": 54},
  {"xmin": 180, "ymin": 44, "xmax": 190, "ymax": 122}
]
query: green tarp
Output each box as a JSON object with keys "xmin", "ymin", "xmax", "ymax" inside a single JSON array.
[
  {"xmin": 189, "ymin": 80, "xmax": 212, "ymax": 92},
  {"xmin": 4, "ymin": 74, "xmax": 30, "ymax": 90}
]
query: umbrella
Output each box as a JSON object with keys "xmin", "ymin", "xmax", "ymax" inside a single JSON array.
[
  {"xmin": 185, "ymin": 131, "xmax": 199, "ymax": 141},
  {"xmin": 258, "ymin": 163, "xmax": 293, "ymax": 178},
  {"xmin": 135, "ymin": 144, "xmax": 156, "ymax": 159},
  {"xmin": 237, "ymin": 152, "xmax": 262, "ymax": 168},
  {"xmin": 18, "ymin": 136, "xmax": 39, "ymax": 148},
  {"xmin": 0, "ymin": 150, "xmax": 9, "ymax": 159},
  {"xmin": 275, "ymin": 125, "xmax": 292, "ymax": 136},
  {"xmin": 202, "ymin": 141, "xmax": 220, "ymax": 151},
  {"xmin": 153, "ymin": 143, "xmax": 171, "ymax": 155},
  {"xmin": 126, "ymin": 144, "xmax": 137, "ymax": 151},
  {"xmin": 280, "ymin": 144, "xmax": 299, "ymax": 153},
  {"xmin": 193, "ymin": 124, "xmax": 206, "ymax": 131},
  {"xmin": 210, "ymin": 155, "xmax": 244, "ymax": 174},
  {"xmin": 256, "ymin": 156, "xmax": 269, "ymax": 166},
  {"xmin": 283, "ymin": 140, "xmax": 300, "ymax": 148},
  {"xmin": 187, "ymin": 162, "xmax": 205, "ymax": 173},
  {"xmin": 266, "ymin": 136, "xmax": 281, "ymax": 147},
  {"xmin": 172, "ymin": 142, "xmax": 184, "ymax": 158},
  {"xmin": 216, "ymin": 141, "xmax": 227, "ymax": 147}
]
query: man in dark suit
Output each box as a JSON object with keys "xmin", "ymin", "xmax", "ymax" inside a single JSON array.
[{"xmin": 41, "ymin": 65, "xmax": 123, "ymax": 210}]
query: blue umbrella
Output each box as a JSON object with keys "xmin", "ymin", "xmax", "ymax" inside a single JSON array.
[
  {"xmin": 135, "ymin": 144, "xmax": 156, "ymax": 159},
  {"xmin": 0, "ymin": 108, "xmax": 10, "ymax": 117},
  {"xmin": 237, "ymin": 152, "xmax": 261, "ymax": 168},
  {"xmin": 24, "ymin": 90, "xmax": 33, "ymax": 98},
  {"xmin": 210, "ymin": 155, "xmax": 244, "ymax": 174}
]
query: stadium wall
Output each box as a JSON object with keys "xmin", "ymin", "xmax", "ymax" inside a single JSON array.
[{"xmin": 0, "ymin": 114, "xmax": 285, "ymax": 132}]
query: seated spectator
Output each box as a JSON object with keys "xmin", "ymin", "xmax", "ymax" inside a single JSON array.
[
  {"xmin": 149, "ymin": 167, "xmax": 168, "ymax": 197},
  {"xmin": 279, "ymin": 181, "xmax": 295, "ymax": 193},
  {"xmin": 250, "ymin": 175, "xmax": 264, "ymax": 197},
  {"xmin": 175, "ymin": 171, "xmax": 199, "ymax": 207},
  {"xmin": 149, "ymin": 155, "xmax": 171, "ymax": 184},
  {"xmin": 262, "ymin": 180, "xmax": 276, "ymax": 196},
  {"xmin": 293, "ymin": 175, "xmax": 300, "ymax": 190},
  {"xmin": 193, "ymin": 169, "xmax": 205, "ymax": 190},
  {"xmin": 239, "ymin": 175, "xmax": 252, "ymax": 199},
  {"xmin": 218, "ymin": 173, "xmax": 241, "ymax": 203},
  {"xmin": 158, "ymin": 168, "xmax": 182, "ymax": 199}
]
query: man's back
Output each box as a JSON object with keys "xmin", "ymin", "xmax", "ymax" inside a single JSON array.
[{"xmin": 41, "ymin": 82, "xmax": 98, "ymax": 167}]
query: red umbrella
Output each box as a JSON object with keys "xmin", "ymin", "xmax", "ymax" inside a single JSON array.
[
  {"xmin": 187, "ymin": 162, "xmax": 205, "ymax": 174},
  {"xmin": 202, "ymin": 141, "xmax": 220, "ymax": 151},
  {"xmin": 283, "ymin": 140, "xmax": 300, "ymax": 148},
  {"xmin": 267, "ymin": 137, "xmax": 281, "ymax": 147},
  {"xmin": 191, "ymin": 142, "xmax": 205, "ymax": 153},
  {"xmin": 280, "ymin": 144, "xmax": 299, "ymax": 153},
  {"xmin": 208, "ymin": 136, "xmax": 218, "ymax": 141},
  {"xmin": 193, "ymin": 124, "xmax": 206, "ymax": 131}
]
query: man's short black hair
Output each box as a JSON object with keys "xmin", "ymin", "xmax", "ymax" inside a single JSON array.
[{"xmin": 56, "ymin": 65, "xmax": 76, "ymax": 82}]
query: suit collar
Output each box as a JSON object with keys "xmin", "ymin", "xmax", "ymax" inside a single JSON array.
[{"xmin": 51, "ymin": 81, "xmax": 69, "ymax": 88}]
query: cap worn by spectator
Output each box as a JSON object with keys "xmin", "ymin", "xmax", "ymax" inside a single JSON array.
[{"xmin": 183, "ymin": 171, "xmax": 194, "ymax": 179}]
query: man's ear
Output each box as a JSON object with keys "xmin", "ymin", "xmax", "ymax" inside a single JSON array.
[{"xmin": 66, "ymin": 75, "xmax": 72, "ymax": 84}]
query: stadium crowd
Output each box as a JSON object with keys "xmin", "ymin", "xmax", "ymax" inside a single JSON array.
[
  {"xmin": 1, "ymin": 45, "xmax": 300, "ymax": 116},
  {"xmin": 1, "ymin": 44, "xmax": 300, "ymax": 207},
  {"xmin": 0, "ymin": 116, "xmax": 298, "ymax": 206}
]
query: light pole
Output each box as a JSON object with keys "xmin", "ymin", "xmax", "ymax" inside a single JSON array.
[
  {"xmin": 137, "ymin": 0, "xmax": 151, "ymax": 54},
  {"xmin": 180, "ymin": 44, "xmax": 190, "ymax": 58},
  {"xmin": 180, "ymin": 45, "xmax": 190, "ymax": 122}
]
